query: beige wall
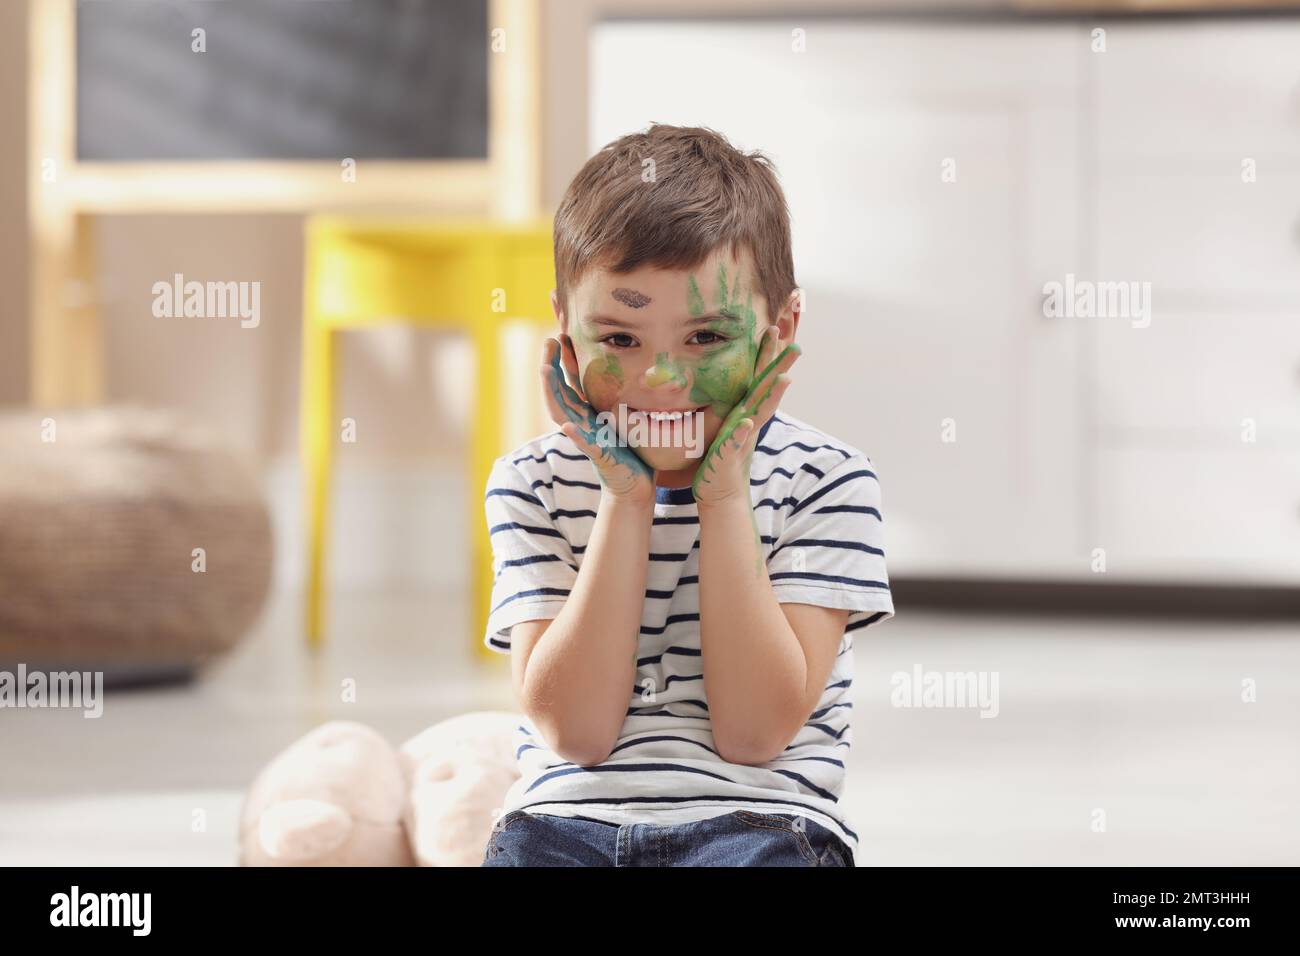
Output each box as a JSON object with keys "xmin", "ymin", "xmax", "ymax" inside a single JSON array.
[
  {"xmin": 92, "ymin": 212, "xmax": 475, "ymax": 466},
  {"xmin": 0, "ymin": 1, "xmax": 28, "ymax": 404}
]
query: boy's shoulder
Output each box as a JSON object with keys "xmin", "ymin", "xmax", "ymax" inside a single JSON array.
[
  {"xmin": 492, "ymin": 426, "xmax": 594, "ymax": 490},
  {"xmin": 758, "ymin": 412, "xmax": 874, "ymax": 479}
]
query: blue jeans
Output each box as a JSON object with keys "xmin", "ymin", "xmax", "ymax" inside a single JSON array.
[{"xmin": 481, "ymin": 809, "xmax": 855, "ymax": 867}]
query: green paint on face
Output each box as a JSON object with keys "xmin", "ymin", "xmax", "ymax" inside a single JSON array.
[
  {"xmin": 572, "ymin": 259, "xmax": 770, "ymax": 459},
  {"xmin": 688, "ymin": 257, "xmax": 800, "ymax": 507},
  {"xmin": 686, "ymin": 276, "xmax": 706, "ymax": 317},
  {"xmin": 684, "ymin": 257, "xmax": 763, "ymax": 416},
  {"xmin": 596, "ymin": 352, "xmax": 625, "ymax": 388}
]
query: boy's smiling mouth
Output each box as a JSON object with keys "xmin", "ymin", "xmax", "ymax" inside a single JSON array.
[
  {"xmin": 624, "ymin": 405, "xmax": 711, "ymax": 428},
  {"xmin": 615, "ymin": 403, "xmax": 712, "ymax": 460}
]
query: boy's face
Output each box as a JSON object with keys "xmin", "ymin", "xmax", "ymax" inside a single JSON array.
[{"xmin": 554, "ymin": 246, "xmax": 796, "ymax": 476}]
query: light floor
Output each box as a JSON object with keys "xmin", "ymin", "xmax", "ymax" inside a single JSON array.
[{"xmin": 2, "ymin": 590, "xmax": 1297, "ymax": 866}]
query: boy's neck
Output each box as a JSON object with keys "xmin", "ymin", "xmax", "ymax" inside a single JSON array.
[{"xmin": 653, "ymin": 460, "xmax": 701, "ymax": 490}]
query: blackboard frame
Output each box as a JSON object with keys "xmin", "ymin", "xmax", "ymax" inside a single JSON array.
[
  {"xmin": 35, "ymin": 0, "xmax": 539, "ymax": 215},
  {"xmin": 27, "ymin": 0, "xmax": 541, "ymax": 406}
]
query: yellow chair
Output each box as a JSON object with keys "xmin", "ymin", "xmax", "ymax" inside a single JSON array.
[{"xmin": 300, "ymin": 216, "xmax": 555, "ymax": 654}]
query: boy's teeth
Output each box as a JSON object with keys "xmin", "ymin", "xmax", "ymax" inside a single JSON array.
[{"xmin": 626, "ymin": 406, "xmax": 703, "ymax": 423}]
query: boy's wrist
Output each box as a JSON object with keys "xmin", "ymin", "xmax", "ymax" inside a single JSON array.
[
  {"xmin": 694, "ymin": 492, "xmax": 753, "ymax": 519},
  {"xmin": 598, "ymin": 489, "xmax": 656, "ymax": 517}
]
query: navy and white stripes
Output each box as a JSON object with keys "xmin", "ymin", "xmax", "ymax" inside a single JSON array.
[{"xmin": 481, "ymin": 411, "xmax": 894, "ymax": 854}]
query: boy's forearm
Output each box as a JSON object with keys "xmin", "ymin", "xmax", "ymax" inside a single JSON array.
[
  {"xmin": 521, "ymin": 492, "xmax": 653, "ymax": 764},
  {"xmin": 697, "ymin": 495, "xmax": 806, "ymax": 765}
]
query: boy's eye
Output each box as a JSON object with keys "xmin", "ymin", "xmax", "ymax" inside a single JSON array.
[
  {"xmin": 690, "ymin": 331, "xmax": 728, "ymax": 346},
  {"xmin": 599, "ymin": 331, "xmax": 729, "ymax": 349}
]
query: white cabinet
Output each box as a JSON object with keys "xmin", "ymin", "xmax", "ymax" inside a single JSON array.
[
  {"xmin": 1093, "ymin": 20, "xmax": 1300, "ymax": 163},
  {"xmin": 1092, "ymin": 19, "xmax": 1300, "ymax": 584},
  {"xmin": 590, "ymin": 16, "xmax": 1300, "ymax": 585}
]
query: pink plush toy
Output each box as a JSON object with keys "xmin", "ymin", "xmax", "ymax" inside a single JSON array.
[{"xmin": 239, "ymin": 712, "xmax": 521, "ymax": 867}]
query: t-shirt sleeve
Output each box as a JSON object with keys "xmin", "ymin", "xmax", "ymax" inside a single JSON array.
[
  {"xmin": 767, "ymin": 452, "xmax": 894, "ymax": 634},
  {"xmin": 482, "ymin": 455, "xmax": 580, "ymax": 654}
]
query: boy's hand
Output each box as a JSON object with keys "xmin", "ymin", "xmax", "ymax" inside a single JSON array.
[
  {"xmin": 692, "ymin": 326, "xmax": 800, "ymax": 508},
  {"xmin": 541, "ymin": 336, "xmax": 656, "ymax": 506}
]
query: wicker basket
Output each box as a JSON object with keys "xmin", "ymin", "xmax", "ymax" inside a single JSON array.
[{"xmin": 0, "ymin": 404, "xmax": 273, "ymax": 669}]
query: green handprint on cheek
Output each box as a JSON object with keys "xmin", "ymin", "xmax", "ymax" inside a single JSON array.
[
  {"xmin": 686, "ymin": 274, "xmax": 707, "ymax": 316},
  {"xmin": 685, "ymin": 263, "xmax": 762, "ymax": 416}
]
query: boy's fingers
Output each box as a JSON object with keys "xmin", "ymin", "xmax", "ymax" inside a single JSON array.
[
  {"xmin": 765, "ymin": 341, "xmax": 801, "ymax": 379},
  {"xmin": 559, "ymin": 377, "xmax": 591, "ymax": 424},
  {"xmin": 724, "ymin": 372, "xmax": 790, "ymax": 454},
  {"xmin": 746, "ymin": 360, "xmax": 790, "ymax": 416},
  {"xmin": 557, "ymin": 380, "xmax": 590, "ymax": 425},
  {"xmin": 744, "ymin": 343, "xmax": 799, "ymax": 408},
  {"xmin": 758, "ymin": 374, "xmax": 792, "ymax": 418},
  {"xmin": 561, "ymin": 423, "xmax": 606, "ymax": 471},
  {"xmin": 540, "ymin": 376, "xmax": 563, "ymax": 425},
  {"xmin": 778, "ymin": 345, "xmax": 800, "ymax": 376},
  {"xmin": 760, "ymin": 374, "xmax": 792, "ymax": 418},
  {"xmin": 560, "ymin": 420, "xmax": 587, "ymax": 451},
  {"xmin": 543, "ymin": 340, "xmax": 594, "ymax": 425},
  {"xmin": 541, "ymin": 352, "xmax": 580, "ymax": 426},
  {"xmin": 758, "ymin": 326, "xmax": 787, "ymax": 370},
  {"xmin": 564, "ymin": 423, "xmax": 648, "ymax": 496},
  {"xmin": 540, "ymin": 345, "xmax": 567, "ymax": 424},
  {"xmin": 563, "ymin": 421, "xmax": 609, "ymax": 464},
  {"xmin": 729, "ymin": 418, "xmax": 755, "ymax": 450},
  {"xmin": 760, "ymin": 326, "xmax": 780, "ymax": 372},
  {"xmin": 749, "ymin": 341, "xmax": 800, "ymax": 404},
  {"xmin": 559, "ymin": 334, "xmax": 589, "ymax": 404}
]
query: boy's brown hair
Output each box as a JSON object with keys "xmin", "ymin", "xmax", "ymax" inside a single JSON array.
[{"xmin": 553, "ymin": 123, "xmax": 797, "ymax": 325}]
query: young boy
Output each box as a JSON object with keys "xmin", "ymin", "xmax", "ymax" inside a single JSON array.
[{"xmin": 480, "ymin": 124, "xmax": 893, "ymax": 867}]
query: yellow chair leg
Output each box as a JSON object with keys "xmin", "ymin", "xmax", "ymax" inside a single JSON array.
[
  {"xmin": 302, "ymin": 321, "xmax": 336, "ymax": 649},
  {"xmin": 471, "ymin": 321, "xmax": 503, "ymax": 659}
]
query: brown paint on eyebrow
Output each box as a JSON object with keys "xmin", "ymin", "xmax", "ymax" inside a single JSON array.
[{"xmin": 611, "ymin": 287, "xmax": 652, "ymax": 309}]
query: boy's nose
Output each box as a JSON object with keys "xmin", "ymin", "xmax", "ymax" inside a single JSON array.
[{"xmin": 642, "ymin": 360, "xmax": 690, "ymax": 395}]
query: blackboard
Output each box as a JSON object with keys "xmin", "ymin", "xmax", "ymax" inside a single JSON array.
[{"xmin": 76, "ymin": 0, "xmax": 489, "ymax": 161}]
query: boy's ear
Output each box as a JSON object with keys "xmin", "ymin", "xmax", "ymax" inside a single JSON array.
[
  {"xmin": 551, "ymin": 289, "xmax": 565, "ymax": 328},
  {"xmin": 776, "ymin": 287, "xmax": 802, "ymax": 344}
]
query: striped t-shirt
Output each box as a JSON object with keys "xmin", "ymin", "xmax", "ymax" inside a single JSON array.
[{"xmin": 482, "ymin": 410, "xmax": 894, "ymax": 856}]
